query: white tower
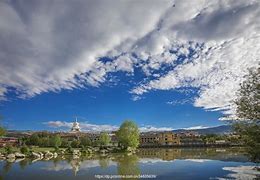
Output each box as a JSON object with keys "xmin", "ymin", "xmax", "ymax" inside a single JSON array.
[{"xmin": 71, "ymin": 117, "xmax": 81, "ymax": 133}]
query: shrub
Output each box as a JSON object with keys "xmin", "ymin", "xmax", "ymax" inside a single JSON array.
[
  {"xmin": 20, "ymin": 146, "xmax": 29, "ymax": 154},
  {"xmin": 5, "ymin": 145, "xmax": 13, "ymax": 154}
]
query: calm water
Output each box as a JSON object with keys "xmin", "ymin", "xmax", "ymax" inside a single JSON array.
[{"xmin": 0, "ymin": 148, "xmax": 259, "ymax": 180}]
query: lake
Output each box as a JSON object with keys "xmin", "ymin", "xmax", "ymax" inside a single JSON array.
[{"xmin": 0, "ymin": 147, "xmax": 259, "ymax": 180}]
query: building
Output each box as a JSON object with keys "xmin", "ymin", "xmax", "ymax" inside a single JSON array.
[
  {"xmin": 70, "ymin": 118, "xmax": 81, "ymax": 133},
  {"xmin": 140, "ymin": 131, "xmax": 180, "ymax": 146},
  {"xmin": 0, "ymin": 137, "xmax": 19, "ymax": 147}
]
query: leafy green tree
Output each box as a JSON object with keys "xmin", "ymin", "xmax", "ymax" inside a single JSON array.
[
  {"xmin": 28, "ymin": 134, "xmax": 40, "ymax": 145},
  {"xmin": 20, "ymin": 146, "xmax": 29, "ymax": 154},
  {"xmin": 116, "ymin": 120, "xmax": 140, "ymax": 149},
  {"xmin": 71, "ymin": 139, "xmax": 80, "ymax": 148},
  {"xmin": 0, "ymin": 127, "xmax": 5, "ymax": 137},
  {"xmin": 50, "ymin": 135, "xmax": 62, "ymax": 148},
  {"xmin": 5, "ymin": 145, "xmax": 13, "ymax": 154},
  {"xmin": 66, "ymin": 145, "xmax": 73, "ymax": 154},
  {"xmin": 98, "ymin": 132, "xmax": 111, "ymax": 147},
  {"xmin": 61, "ymin": 138, "xmax": 70, "ymax": 147},
  {"xmin": 0, "ymin": 115, "xmax": 6, "ymax": 137},
  {"xmin": 233, "ymin": 67, "xmax": 260, "ymax": 162},
  {"xmin": 80, "ymin": 137, "xmax": 91, "ymax": 147}
]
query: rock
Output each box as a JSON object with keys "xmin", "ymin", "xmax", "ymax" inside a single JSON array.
[
  {"xmin": 99, "ymin": 149, "xmax": 108, "ymax": 154},
  {"xmin": 7, "ymin": 153, "xmax": 16, "ymax": 159},
  {"xmin": 126, "ymin": 147, "xmax": 136, "ymax": 153},
  {"xmin": 44, "ymin": 151, "xmax": 53, "ymax": 159},
  {"xmin": 53, "ymin": 152, "xmax": 58, "ymax": 158},
  {"xmin": 73, "ymin": 150, "xmax": 81, "ymax": 156},
  {"xmin": 38, "ymin": 152, "xmax": 44, "ymax": 159},
  {"xmin": 72, "ymin": 154, "xmax": 80, "ymax": 159},
  {"xmin": 15, "ymin": 152, "xmax": 26, "ymax": 158},
  {"xmin": 32, "ymin": 152, "xmax": 41, "ymax": 159}
]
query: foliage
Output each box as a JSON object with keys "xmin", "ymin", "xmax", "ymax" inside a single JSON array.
[
  {"xmin": 0, "ymin": 115, "xmax": 6, "ymax": 137},
  {"xmin": 233, "ymin": 122, "xmax": 260, "ymax": 162},
  {"xmin": 116, "ymin": 120, "xmax": 140, "ymax": 149},
  {"xmin": 233, "ymin": 67, "xmax": 260, "ymax": 163},
  {"xmin": 61, "ymin": 138, "xmax": 70, "ymax": 147},
  {"xmin": 71, "ymin": 139, "xmax": 80, "ymax": 148},
  {"xmin": 50, "ymin": 135, "xmax": 62, "ymax": 148},
  {"xmin": 20, "ymin": 146, "xmax": 29, "ymax": 154},
  {"xmin": 5, "ymin": 145, "xmax": 13, "ymax": 154},
  {"xmin": 235, "ymin": 67, "xmax": 260, "ymax": 120},
  {"xmin": 98, "ymin": 132, "xmax": 111, "ymax": 146},
  {"xmin": 0, "ymin": 127, "xmax": 6, "ymax": 137},
  {"xmin": 80, "ymin": 136, "xmax": 91, "ymax": 147},
  {"xmin": 66, "ymin": 145, "xmax": 73, "ymax": 153}
]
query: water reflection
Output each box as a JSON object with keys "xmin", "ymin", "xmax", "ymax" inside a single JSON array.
[{"xmin": 0, "ymin": 148, "xmax": 258, "ymax": 180}]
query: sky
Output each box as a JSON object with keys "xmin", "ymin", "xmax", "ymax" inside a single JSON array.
[{"xmin": 0, "ymin": 0, "xmax": 259, "ymax": 132}]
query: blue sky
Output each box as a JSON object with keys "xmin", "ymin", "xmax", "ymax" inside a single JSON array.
[{"xmin": 0, "ymin": 0, "xmax": 259, "ymax": 132}]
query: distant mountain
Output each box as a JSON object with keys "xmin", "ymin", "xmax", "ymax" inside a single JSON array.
[{"xmin": 173, "ymin": 125, "xmax": 232, "ymax": 135}]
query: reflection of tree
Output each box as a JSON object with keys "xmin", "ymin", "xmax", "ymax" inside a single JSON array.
[
  {"xmin": 52, "ymin": 157, "xmax": 62, "ymax": 168},
  {"xmin": 99, "ymin": 157, "xmax": 109, "ymax": 169},
  {"xmin": 115, "ymin": 154, "xmax": 140, "ymax": 179},
  {"xmin": 3, "ymin": 161, "xmax": 13, "ymax": 174},
  {"xmin": 19, "ymin": 159, "xmax": 30, "ymax": 170}
]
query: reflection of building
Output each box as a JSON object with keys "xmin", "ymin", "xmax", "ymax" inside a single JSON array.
[
  {"xmin": 70, "ymin": 118, "xmax": 80, "ymax": 133},
  {"xmin": 138, "ymin": 148, "xmax": 181, "ymax": 160},
  {"xmin": 70, "ymin": 159, "xmax": 81, "ymax": 176},
  {"xmin": 140, "ymin": 131, "xmax": 180, "ymax": 146}
]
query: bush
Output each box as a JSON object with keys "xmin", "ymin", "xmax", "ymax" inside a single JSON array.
[
  {"xmin": 66, "ymin": 145, "xmax": 73, "ymax": 154},
  {"xmin": 20, "ymin": 146, "xmax": 29, "ymax": 154},
  {"xmin": 5, "ymin": 145, "xmax": 13, "ymax": 154},
  {"xmin": 54, "ymin": 145, "xmax": 59, "ymax": 152}
]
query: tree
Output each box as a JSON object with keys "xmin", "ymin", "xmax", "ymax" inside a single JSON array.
[
  {"xmin": 50, "ymin": 135, "xmax": 62, "ymax": 148},
  {"xmin": 0, "ymin": 115, "xmax": 6, "ymax": 137},
  {"xmin": 71, "ymin": 139, "xmax": 80, "ymax": 148},
  {"xmin": 98, "ymin": 132, "xmax": 111, "ymax": 147},
  {"xmin": 235, "ymin": 67, "xmax": 260, "ymax": 120},
  {"xmin": 28, "ymin": 134, "xmax": 40, "ymax": 145},
  {"xmin": 0, "ymin": 127, "xmax": 5, "ymax": 137},
  {"xmin": 20, "ymin": 146, "xmax": 29, "ymax": 154},
  {"xmin": 116, "ymin": 120, "xmax": 140, "ymax": 150},
  {"xmin": 80, "ymin": 137, "xmax": 91, "ymax": 147},
  {"xmin": 233, "ymin": 67, "xmax": 260, "ymax": 162}
]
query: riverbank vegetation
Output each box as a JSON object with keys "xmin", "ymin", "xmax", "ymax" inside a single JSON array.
[{"xmin": 233, "ymin": 67, "xmax": 260, "ymax": 163}]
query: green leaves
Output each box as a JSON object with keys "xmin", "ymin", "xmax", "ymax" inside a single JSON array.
[
  {"xmin": 233, "ymin": 67, "xmax": 260, "ymax": 162},
  {"xmin": 116, "ymin": 120, "xmax": 140, "ymax": 149},
  {"xmin": 99, "ymin": 132, "xmax": 111, "ymax": 146}
]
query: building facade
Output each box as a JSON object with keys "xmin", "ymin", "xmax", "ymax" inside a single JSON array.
[{"xmin": 140, "ymin": 131, "xmax": 180, "ymax": 146}]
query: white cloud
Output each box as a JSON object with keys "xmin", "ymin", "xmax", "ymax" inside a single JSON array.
[
  {"xmin": 44, "ymin": 121, "xmax": 118, "ymax": 132},
  {"xmin": 0, "ymin": 0, "xmax": 171, "ymax": 99},
  {"xmin": 139, "ymin": 125, "xmax": 173, "ymax": 132},
  {"xmin": 44, "ymin": 121, "xmax": 174, "ymax": 132},
  {"xmin": 1, "ymin": 0, "xmax": 259, "ymax": 120}
]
